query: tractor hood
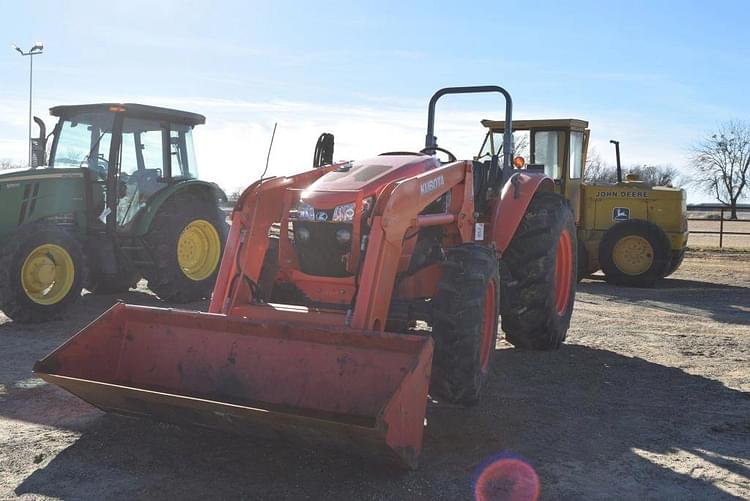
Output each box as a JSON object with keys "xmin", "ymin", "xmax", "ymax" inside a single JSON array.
[
  {"xmin": 0, "ymin": 167, "xmax": 33, "ymax": 179},
  {"xmin": 0, "ymin": 167, "xmax": 85, "ymax": 183},
  {"xmin": 301, "ymin": 154, "xmax": 438, "ymax": 208}
]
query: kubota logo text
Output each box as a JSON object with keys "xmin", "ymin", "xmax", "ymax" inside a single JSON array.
[{"xmin": 420, "ymin": 175, "xmax": 445, "ymax": 195}]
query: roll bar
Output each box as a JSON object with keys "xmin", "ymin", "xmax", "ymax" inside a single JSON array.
[{"xmin": 425, "ymin": 85, "xmax": 513, "ymax": 188}]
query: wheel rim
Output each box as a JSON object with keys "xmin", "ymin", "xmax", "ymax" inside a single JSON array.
[
  {"xmin": 20, "ymin": 244, "xmax": 75, "ymax": 305},
  {"xmin": 177, "ymin": 220, "xmax": 221, "ymax": 281},
  {"xmin": 612, "ymin": 235, "xmax": 653, "ymax": 275},
  {"xmin": 479, "ymin": 279, "xmax": 497, "ymax": 370},
  {"xmin": 554, "ymin": 229, "xmax": 573, "ymax": 316}
]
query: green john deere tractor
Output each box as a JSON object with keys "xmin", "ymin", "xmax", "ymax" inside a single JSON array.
[{"xmin": 0, "ymin": 103, "xmax": 227, "ymax": 323}]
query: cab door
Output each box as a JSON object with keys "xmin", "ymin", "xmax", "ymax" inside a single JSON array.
[
  {"xmin": 530, "ymin": 128, "xmax": 566, "ymax": 194},
  {"xmin": 529, "ymin": 127, "xmax": 586, "ymax": 224},
  {"xmin": 115, "ymin": 118, "xmax": 171, "ymax": 228},
  {"xmin": 566, "ymin": 129, "xmax": 586, "ymax": 224}
]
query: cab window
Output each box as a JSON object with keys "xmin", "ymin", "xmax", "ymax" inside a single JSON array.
[
  {"xmin": 170, "ymin": 125, "xmax": 198, "ymax": 179},
  {"xmin": 120, "ymin": 118, "xmax": 166, "ymax": 176},
  {"xmin": 52, "ymin": 112, "xmax": 114, "ymax": 176},
  {"xmin": 477, "ymin": 131, "xmax": 530, "ymax": 159},
  {"xmin": 569, "ymin": 130, "xmax": 584, "ymax": 179},
  {"xmin": 533, "ymin": 130, "xmax": 565, "ymax": 179},
  {"xmin": 117, "ymin": 118, "xmax": 168, "ymax": 226}
]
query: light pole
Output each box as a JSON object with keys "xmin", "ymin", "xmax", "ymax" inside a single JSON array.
[{"xmin": 12, "ymin": 42, "xmax": 44, "ymax": 167}]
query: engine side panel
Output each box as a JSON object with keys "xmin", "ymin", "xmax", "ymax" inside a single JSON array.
[{"xmin": 0, "ymin": 168, "xmax": 88, "ymax": 240}]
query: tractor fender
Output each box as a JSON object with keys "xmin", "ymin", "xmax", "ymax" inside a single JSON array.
[
  {"xmin": 489, "ymin": 172, "xmax": 555, "ymax": 254},
  {"xmin": 130, "ymin": 180, "xmax": 227, "ymax": 236}
]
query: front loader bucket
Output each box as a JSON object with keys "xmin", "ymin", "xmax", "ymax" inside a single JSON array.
[{"xmin": 33, "ymin": 304, "xmax": 433, "ymax": 468}]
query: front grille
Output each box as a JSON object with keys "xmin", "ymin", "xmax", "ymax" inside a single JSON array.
[{"xmin": 293, "ymin": 222, "xmax": 353, "ymax": 277}]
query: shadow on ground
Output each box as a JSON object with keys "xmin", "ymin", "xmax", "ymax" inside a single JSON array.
[
  {"xmin": 578, "ymin": 276, "xmax": 750, "ymax": 326},
  {"xmin": 11, "ymin": 344, "xmax": 750, "ymax": 500}
]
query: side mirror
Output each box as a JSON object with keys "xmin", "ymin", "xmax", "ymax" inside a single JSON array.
[{"xmin": 31, "ymin": 116, "xmax": 47, "ymax": 168}]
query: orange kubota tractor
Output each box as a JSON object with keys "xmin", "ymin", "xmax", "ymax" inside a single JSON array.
[{"xmin": 35, "ymin": 86, "xmax": 577, "ymax": 468}]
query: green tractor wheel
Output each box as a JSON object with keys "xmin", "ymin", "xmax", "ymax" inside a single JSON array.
[
  {"xmin": 143, "ymin": 192, "xmax": 227, "ymax": 303},
  {"xmin": 0, "ymin": 223, "xmax": 87, "ymax": 323}
]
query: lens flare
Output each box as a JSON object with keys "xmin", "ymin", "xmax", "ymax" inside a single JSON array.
[{"xmin": 474, "ymin": 454, "xmax": 540, "ymax": 501}]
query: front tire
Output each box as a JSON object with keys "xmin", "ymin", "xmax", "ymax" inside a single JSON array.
[
  {"xmin": 500, "ymin": 192, "xmax": 576, "ymax": 350},
  {"xmin": 0, "ymin": 223, "xmax": 87, "ymax": 323},
  {"xmin": 431, "ymin": 245, "xmax": 500, "ymax": 405},
  {"xmin": 144, "ymin": 192, "xmax": 227, "ymax": 302},
  {"xmin": 599, "ymin": 220, "xmax": 671, "ymax": 287},
  {"xmin": 662, "ymin": 248, "xmax": 685, "ymax": 278}
]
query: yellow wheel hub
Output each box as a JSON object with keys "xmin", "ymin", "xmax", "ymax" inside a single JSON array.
[
  {"xmin": 612, "ymin": 235, "xmax": 654, "ymax": 275},
  {"xmin": 177, "ymin": 219, "xmax": 221, "ymax": 281},
  {"xmin": 21, "ymin": 244, "xmax": 76, "ymax": 305}
]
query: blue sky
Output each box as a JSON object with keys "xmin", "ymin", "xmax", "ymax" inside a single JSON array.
[{"xmin": 2, "ymin": 0, "xmax": 748, "ymax": 201}]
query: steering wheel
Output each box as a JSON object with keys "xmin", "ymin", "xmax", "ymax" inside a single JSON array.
[
  {"xmin": 86, "ymin": 154, "xmax": 109, "ymax": 180},
  {"xmin": 420, "ymin": 146, "xmax": 457, "ymax": 163}
]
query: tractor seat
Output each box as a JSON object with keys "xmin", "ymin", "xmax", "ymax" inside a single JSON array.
[{"xmin": 128, "ymin": 169, "xmax": 163, "ymax": 198}]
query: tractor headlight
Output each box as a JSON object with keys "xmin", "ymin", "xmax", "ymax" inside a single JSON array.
[
  {"xmin": 335, "ymin": 228, "xmax": 352, "ymax": 245},
  {"xmin": 331, "ymin": 197, "xmax": 375, "ymax": 223},
  {"xmin": 332, "ymin": 202, "xmax": 356, "ymax": 222},
  {"xmin": 294, "ymin": 201, "xmax": 316, "ymax": 221}
]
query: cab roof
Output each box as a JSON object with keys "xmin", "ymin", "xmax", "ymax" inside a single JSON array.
[
  {"xmin": 481, "ymin": 118, "xmax": 589, "ymax": 132},
  {"xmin": 49, "ymin": 103, "xmax": 205, "ymax": 126}
]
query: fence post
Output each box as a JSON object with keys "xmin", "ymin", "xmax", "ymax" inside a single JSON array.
[{"xmin": 719, "ymin": 207, "xmax": 724, "ymax": 248}]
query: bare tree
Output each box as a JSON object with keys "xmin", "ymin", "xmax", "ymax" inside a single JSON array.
[
  {"xmin": 630, "ymin": 164, "xmax": 682, "ymax": 187},
  {"xmin": 228, "ymin": 190, "xmax": 242, "ymax": 203},
  {"xmin": 583, "ymin": 148, "xmax": 617, "ymax": 183},
  {"xmin": 0, "ymin": 159, "xmax": 22, "ymax": 170},
  {"xmin": 512, "ymin": 132, "xmax": 529, "ymax": 157},
  {"xmin": 691, "ymin": 121, "xmax": 750, "ymax": 219},
  {"xmin": 584, "ymin": 150, "xmax": 682, "ymax": 187}
]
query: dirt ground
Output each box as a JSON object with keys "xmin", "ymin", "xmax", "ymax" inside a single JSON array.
[{"xmin": 0, "ymin": 250, "xmax": 748, "ymax": 500}]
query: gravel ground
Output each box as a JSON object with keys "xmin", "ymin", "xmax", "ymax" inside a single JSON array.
[{"xmin": 0, "ymin": 250, "xmax": 748, "ymax": 500}]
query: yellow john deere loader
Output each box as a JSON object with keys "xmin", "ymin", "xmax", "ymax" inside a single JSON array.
[{"xmin": 479, "ymin": 119, "xmax": 688, "ymax": 286}]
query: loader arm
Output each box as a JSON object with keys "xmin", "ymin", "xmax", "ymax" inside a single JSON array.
[
  {"xmin": 214, "ymin": 159, "xmax": 475, "ymax": 331},
  {"xmin": 351, "ymin": 160, "xmax": 475, "ymax": 330},
  {"xmin": 220, "ymin": 161, "xmax": 473, "ymax": 332},
  {"xmin": 209, "ymin": 165, "xmax": 337, "ymax": 314}
]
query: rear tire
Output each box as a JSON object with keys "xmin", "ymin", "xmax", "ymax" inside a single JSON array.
[
  {"xmin": 431, "ymin": 244, "xmax": 500, "ymax": 405},
  {"xmin": 0, "ymin": 223, "xmax": 87, "ymax": 323},
  {"xmin": 599, "ymin": 220, "xmax": 671, "ymax": 287},
  {"xmin": 500, "ymin": 192, "xmax": 576, "ymax": 350},
  {"xmin": 144, "ymin": 192, "xmax": 227, "ymax": 302},
  {"xmin": 662, "ymin": 248, "xmax": 685, "ymax": 278}
]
